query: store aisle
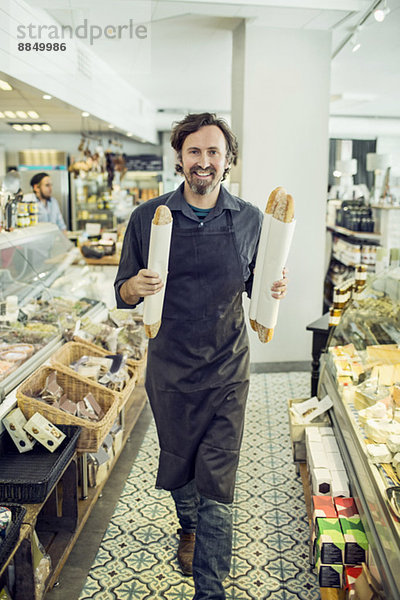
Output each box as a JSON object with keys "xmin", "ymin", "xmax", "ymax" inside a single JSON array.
[{"xmin": 78, "ymin": 372, "xmax": 319, "ymax": 600}]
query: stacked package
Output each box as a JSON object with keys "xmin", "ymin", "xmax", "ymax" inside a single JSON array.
[
  {"xmin": 311, "ymin": 495, "xmax": 368, "ymax": 590},
  {"xmin": 306, "ymin": 425, "xmax": 349, "ymax": 497}
]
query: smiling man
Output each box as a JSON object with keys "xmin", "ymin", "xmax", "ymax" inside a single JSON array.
[{"xmin": 114, "ymin": 113, "xmax": 288, "ymax": 600}]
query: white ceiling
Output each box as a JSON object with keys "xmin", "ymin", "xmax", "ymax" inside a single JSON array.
[{"xmin": 1, "ymin": 0, "xmax": 399, "ymax": 138}]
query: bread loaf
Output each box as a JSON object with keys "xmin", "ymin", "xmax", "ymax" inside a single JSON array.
[
  {"xmin": 255, "ymin": 187, "xmax": 294, "ymax": 343},
  {"xmin": 143, "ymin": 205, "xmax": 173, "ymax": 339}
]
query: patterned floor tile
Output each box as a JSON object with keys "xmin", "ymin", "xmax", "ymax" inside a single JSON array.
[{"xmin": 79, "ymin": 372, "xmax": 319, "ymax": 600}]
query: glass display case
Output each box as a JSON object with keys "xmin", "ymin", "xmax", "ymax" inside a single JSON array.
[
  {"xmin": 0, "ymin": 223, "xmax": 105, "ymax": 401},
  {"xmin": 319, "ymin": 266, "xmax": 400, "ymax": 600}
]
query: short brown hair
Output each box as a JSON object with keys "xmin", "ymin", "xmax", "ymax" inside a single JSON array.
[{"xmin": 170, "ymin": 112, "xmax": 238, "ymax": 180}]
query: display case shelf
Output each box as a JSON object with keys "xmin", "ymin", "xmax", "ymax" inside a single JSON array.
[{"xmin": 319, "ymin": 266, "xmax": 400, "ymax": 599}]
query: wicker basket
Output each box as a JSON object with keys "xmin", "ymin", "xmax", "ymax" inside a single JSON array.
[
  {"xmin": 0, "ymin": 503, "xmax": 26, "ymax": 571},
  {"xmin": 73, "ymin": 335, "xmax": 147, "ymax": 369},
  {"xmin": 16, "ymin": 366, "xmax": 118, "ymax": 453},
  {"xmin": 51, "ymin": 341, "xmax": 138, "ymax": 409}
]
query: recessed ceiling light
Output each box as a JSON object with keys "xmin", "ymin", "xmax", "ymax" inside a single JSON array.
[
  {"xmin": 16, "ymin": 111, "xmax": 27, "ymax": 119},
  {"xmin": 12, "ymin": 124, "xmax": 24, "ymax": 131},
  {"xmin": 108, "ymin": 124, "xmax": 115, "ymax": 129},
  {"xmin": 0, "ymin": 112, "xmax": 4, "ymax": 118},
  {"xmin": 4, "ymin": 110, "xmax": 16, "ymax": 118},
  {"xmin": 27, "ymin": 110, "xmax": 39, "ymax": 119},
  {"xmin": 42, "ymin": 124, "xmax": 51, "ymax": 131},
  {"xmin": 32, "ymin": 124, "xmax": 42, "ymax": 131},
  {"xmin": 126, "ymin": 132, "xmax": 133, "ymax": 137},
  {"xmin": 22, "ymin": 124, "xmax": 32, "ymax": 131},
  {"xmin": 0, "ymin": 80, "xmax": 13, "ymax": 91},
  {"xmin": 82, "ymin": 111, "xmax": 90, "ymax": 117},
  {"xmin": 42, "ymin": 94, "xmax": 52, "ymax": 100}
]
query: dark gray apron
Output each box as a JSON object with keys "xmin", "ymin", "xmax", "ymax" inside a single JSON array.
[{"xmin": 145, "ymin": 210, "xmax": 249, "ymax": 503}]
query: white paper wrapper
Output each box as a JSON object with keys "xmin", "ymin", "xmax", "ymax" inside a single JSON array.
[
  {"xmin": 250, "ymin": 217, "xmax": 296, "ymax": 330},
  {"xmin": 143, "ymin": 220, "xmax": 173, "ymax": 327}
]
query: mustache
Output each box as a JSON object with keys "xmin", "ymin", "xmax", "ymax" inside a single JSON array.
[{"xmin": 190, "ymin": 166, "xmax": 216, "ymax": 175}]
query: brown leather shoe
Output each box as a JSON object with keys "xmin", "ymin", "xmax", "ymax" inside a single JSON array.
[{"xmin": 177, "ymin": 528, "xmax": 195, "ymax": 576}]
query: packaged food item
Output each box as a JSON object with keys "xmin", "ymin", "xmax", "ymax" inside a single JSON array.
[
  {"xmin": 2, "ymin": 407, "xmax": 36, "ymax": 452},
  {"xmin": 23, "ymin": 413, "xmax": 66, "ymax": 452}
]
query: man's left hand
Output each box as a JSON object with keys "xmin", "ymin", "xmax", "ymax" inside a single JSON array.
[{"xmin": 271, "ymin": 267, "xmax": 288, "ymax": 300}]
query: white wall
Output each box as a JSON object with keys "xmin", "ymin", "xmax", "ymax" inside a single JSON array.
[{"xmin": 232, "ymin": 24, "xmax": 331, "ymax": 363}]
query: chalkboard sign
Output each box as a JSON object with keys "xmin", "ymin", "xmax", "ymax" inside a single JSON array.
[{"xmin": 124, "ymin": 154, "xmax": 163, "ymax": 172}]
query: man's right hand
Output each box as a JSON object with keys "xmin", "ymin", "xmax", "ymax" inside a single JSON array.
[{"xmin": 120, "ymin": 269, "xmax": 164, "ymax": 306}]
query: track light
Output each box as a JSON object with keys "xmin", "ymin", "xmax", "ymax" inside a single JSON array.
[{"xmin": 374, "ymin": 0, "xmax": 390, "ymax": 22}]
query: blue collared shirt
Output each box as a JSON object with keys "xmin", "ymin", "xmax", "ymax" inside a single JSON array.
[
  {"xmin": 24, "ymin": 193, "xmax": 67, "ymax": 231},
  {"xmin": 114, "ymin": 183, "xmax": 263, "ymax": 308}
]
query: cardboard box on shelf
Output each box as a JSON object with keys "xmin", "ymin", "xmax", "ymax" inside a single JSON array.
[
  {"xmin": 316, "ymin": 517, "xmax": 344, "ymax": 564},
  {"xmin": 288, "ymin": 398, "xmax": 330, "ymax": 462},
  {"xmin": 344, "ymin": 565, "xmax": 363, "ymax": 599},
  {"xmin": 316, "ymin": 545, "xmax": 343, "ymax": 588},
  {"xmin": 334, "ymin": 497, "xmax": 360, "ymax": 519},
  {"xmin": 340, "ymin": 517, "xmax": 368, "ymax": 565},
  {"xmin": 312, "ymin": 467, "xmax": 332, "ymax": 496},
  {"xmin": 331, "ymin": 470, "xmax": 350, "ymax": 498}
]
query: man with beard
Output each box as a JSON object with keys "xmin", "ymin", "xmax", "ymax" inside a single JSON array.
[
  {"xmin": 114, "ymin": 113, "xmax": 288, "ymax": 600},
  {"xmin": 25, "ymin": 172, "xmax": 67, "ymax": 233}
]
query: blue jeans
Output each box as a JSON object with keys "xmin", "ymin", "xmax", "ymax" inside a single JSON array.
[{"xmin": 171, "ymin": 480, "xmax": 233, "ymax": 600}]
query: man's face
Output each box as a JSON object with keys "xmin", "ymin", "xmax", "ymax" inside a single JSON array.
[
  {"xmin": 179, "ymin": 125, "xmax": 229, "ymax": 196},
  {"xmin": 36, "ymin": 176, "xmax": 52, "ymax": 200}
]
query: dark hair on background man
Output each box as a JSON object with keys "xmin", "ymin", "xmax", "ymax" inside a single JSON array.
[
  {"xmin": 171, "ymin": 113, "xmax": 239, "ymax": 181},
  {"xmin": 30, "ymin": 172, "xmax": 49, "ymax": 188}
]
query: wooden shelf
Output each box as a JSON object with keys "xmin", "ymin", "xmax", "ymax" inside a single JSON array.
[
  {"xmin": 299, "ymin": 463, "xmax": 345, "ymax": 600},
  {"xmin": 327, "ymin": 225, "xmax": 381, "ymax": 241},
  {"xmin": 45, "ymin": 385, "xmax": 147, "ymax": 591},
  {"xmin": 0, "ymin": 384, "xmax": 147, "ymax": 598}
]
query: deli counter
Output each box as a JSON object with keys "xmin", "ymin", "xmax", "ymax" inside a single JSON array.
[{"xmin": 319, "ymin": 266, "xmax": 400, "ymax": 599}]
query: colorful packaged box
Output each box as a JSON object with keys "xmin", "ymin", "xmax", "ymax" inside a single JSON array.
[
  {"xmin": 334, "ymin": 497, "xmax": 360, "ymax": 519},
  {"xmin": 345, "ymin": 565, "xmax": 363, "ymax": 598},
  {"xmin": 315, "ymin": 544, "xmax": 343, "ymax": 588},
  {"xmin": 316, "ymin": 517, "xmax": 345, "ymax": 564},
  {"xmin": 340, "ymin": 517, "xmax": 368, "ymax": 565},
  {"xmin": 312, "ymin": 496, "xmax": 337, "ymax": 519}
]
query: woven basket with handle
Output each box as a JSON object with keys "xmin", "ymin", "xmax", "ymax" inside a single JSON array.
[
  {"xmin": 51, "ymin": 341, "xmax": 138, "ymax": 410},
  {"xmin": 16, "ymin": 365, "xmax": 118, "ymax": 452}
]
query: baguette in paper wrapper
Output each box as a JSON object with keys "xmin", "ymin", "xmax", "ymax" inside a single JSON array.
[
  {"xmin": 249, "ymin": 187, "xmax": 295, "ymax": 343},
  {"xmin": 143, "ymin": 205, "xmax": 173, "ymax": 338}
]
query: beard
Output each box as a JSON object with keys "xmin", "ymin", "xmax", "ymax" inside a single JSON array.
[{"xmin": 184, "ymin": 166, "xmax": 221, "ymax": 196}]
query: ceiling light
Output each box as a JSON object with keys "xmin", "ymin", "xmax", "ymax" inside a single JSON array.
[
  {"xmin": 108, "ymin": 124, "xmax": 115, "ymax": 129},
  {"xmin": 0, "ymin": 112, "xmax": 4, "ymax": 118},
  {"xmin": 41, "ymin": 124, "xmax": 51, "ymax": 131},
  {"xmin": 126, "ymin": 132, "xmax": 133, "ymax": 137},
  {"xmin": 16, "ymin": 111, "xmax": 27, "ymax": 119},
  {"xmin": 0, "ymin": 80, "xmax": 13, "ymax": 91},
  {"xmin": 4, "ymin": 110, "xmax": 16, "ymax": 118},
  {"xmin": 22, "ymin": 124, "xmax": 32, "ymax": 131},
  {"xmin": 32, "ymin": 124, "xmax": 42, "ymax": 131},
  {"xmin": 374, "ymin": 0, "xmax": 390, "ymax": 21},
  {"xmin": 42, "ymin": 94, "xmax": 52, "ymax": 100},
  {"xmin": 12, "ymin": 124, "xmax": 23, "ymax": 131},
  {"xmin": 27, "ymin": 110, "xmax": 39, "ymax": 119},
  {"xmin": 82, "ymin": 111, "xmax": 90, "ymax": 117}
]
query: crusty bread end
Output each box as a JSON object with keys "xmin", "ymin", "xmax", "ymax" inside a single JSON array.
[
  {"xmin": 153, "ymin": 205, "xmax": 172, "ymax": 226},
  {"xmin": 144, "ymin": 320, "xmax": 161, "ymax": 339},
  {"xmin": 256, "ymin": 323, "xmax": 274, "ymax": 343}
]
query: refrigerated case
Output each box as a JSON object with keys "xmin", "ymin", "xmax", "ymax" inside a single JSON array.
[
  {"xmin": 319, "ymin": 266, "xmax": 400, "ymax": 599},
  {"xmin": 70, "ymin": 172, "xmax": 116, "ymax": 231},
  {"xmin": 0, "ymin": 223, "xmax": 106, "ymax": 400}
]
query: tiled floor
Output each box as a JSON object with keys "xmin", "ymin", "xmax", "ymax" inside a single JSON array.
[{"xmin": 77, "ymin": 372, "xmax": 319, "ymax": 600}]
